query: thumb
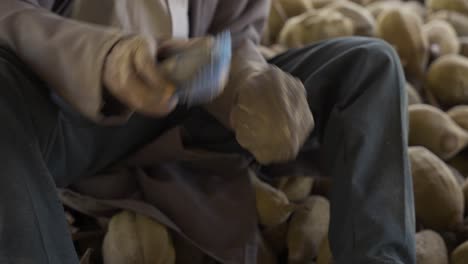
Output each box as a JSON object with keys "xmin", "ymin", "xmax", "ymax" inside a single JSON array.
[{"xmin": 132, "ymin": 37, "xmax": 177, "ymax": 105}]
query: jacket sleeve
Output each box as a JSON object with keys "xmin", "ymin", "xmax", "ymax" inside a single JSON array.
[
  {"xmin": 0, "ymin": 0, "xmax": 131, "ymax": 123},
  {"xmin": 203, "ymin": 0, "xmax": 272, "ymax": 128}
]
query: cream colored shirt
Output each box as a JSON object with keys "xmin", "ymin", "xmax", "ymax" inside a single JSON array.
[{"xmin": 71, "ymin": 0, "xmax": 189, "ymax": 39}]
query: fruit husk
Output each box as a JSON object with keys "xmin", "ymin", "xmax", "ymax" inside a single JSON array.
[
  {"xmin": 404, "ymin": 1, "xmax": 427, "ymax": 20},
  {"xmin": 415, "ymin": 230, "xmax": 449, "ymax": 264},
  {"xmin": 367, "ymin": 1, "xmax": 401, "ymax": 20},
  {"xmin": 438, "ymin": 231, "xmax": 462, "ymax": 254},
  {"xmin": 231, "ymin": 65, "xmax": 314, "ymax": 164},
  {"xmin": 451, "ymin": 240, "xmax": 468, "ymax": 264},
  {"xmin": 409, "ymin": 147, "xmax": 465, "ymax": 230},
  {"xmin": 278, "ymin": 9, "xmax": 354, "ymax": 48},
  {"xmin": 316, "ymin": 236, "xmax": 333, "ymax": 264},
  {"xmin": 277, "ymin": 176, "xmax": 314, "ymax": 202},
  {"xmin": 463, "ymin": 179, "xmax": 468, "ymax": 213},
  {"xmin": 252, "ymin": 174, "xmax": 297, "ymax": 228},
  {"xmin": 326, "ymin": 1, "xmax": 377, "ymax": 36},
  {"xmin": 423, "ymin": 20, "xmax": 460, "ymax": 57},
  {"xmin": 447, "ymin": 150, "xmax": 468, "ymax": 178},
  {"xmin": 448, "ymin": 105, "xmax": 468, "ymax": 131},
  {"xmin": 353, "ymin": 0, "xmax": 400, "ymax": 7},
  {"xmin": 459, "ymin": 36, "xmax": 468, "ymax": 57},
  {"xmin": 428, "ymin": 11, "xmax": 468, "ymax": 37},
  {"xmin": 102, "ymin": 211, "xmax": 175, "ymax": 264},
  {"xmin": 449, "ymin": 165, "xmax": 466, "ymax": 186},
  {"xmin": 377, "ymin": 7, "xmax": 429, "ymax": 80},
  {"xmin": 308, "ymin": 0, "xmax": 344, "ymax": 9},
  {"xmin": 426, "ymin": 54, "xmax": 468, "ymax": 107},
  {"xmin": 409, "ymin": 104, "xmax": 468, "ymax": 160},
  {"xmin": 287, "ymin": 196, "xmax": 330, "ymax": 263},
  {"xmin": 407, "ymin": 82, "xmax": 422, "ymax": 105},
  {"xmin": 311, "ymin": 176, "xmax": 333, "ymax": 199},
  {"xmin": 268, "ymin": 0, "xmax": 312, "ymax": 43},
  {"xmin": 427, "ymin": 0, "xmax": 468, "ymax": 16}
]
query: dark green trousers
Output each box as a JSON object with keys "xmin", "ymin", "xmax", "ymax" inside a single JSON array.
[{"xmin": 0, "ymin": 37, "xmax": 415, "ymax": 264}]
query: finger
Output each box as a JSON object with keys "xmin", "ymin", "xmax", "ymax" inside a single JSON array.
[
  {"xmin": 108, "ymin": 62, "xmax": 175, "ymax": 116},
  {"xmin": 133, "ymin": 42, "xmax": 176, "ymax": 106},
  {"xmin": 157, "ymin": 38, "xmax": 192, "ymax": 59},
  {"xmin": 158, "ymin": 37, "xmax": 209, "ymax": 55}
]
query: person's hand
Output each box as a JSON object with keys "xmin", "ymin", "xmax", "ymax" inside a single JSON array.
[
  {"xmin": 230, "ymin": 65, "xmax": 314, "ymax": 165},
  {"xmin": 103, "ymin": 36, "xmax": 178, "ymax": 117}
]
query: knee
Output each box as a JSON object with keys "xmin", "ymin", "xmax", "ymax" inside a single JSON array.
[
  {"xmin": 346, "ymin": 37, "xmax": 406, "ymax": 100},
  {"xmin": 352, "ymin": 37, "xmax": 401, "ymax": 68},
  {"xmin": 349, "ymin": 37, "xmax": 405, "ymax": 88}
]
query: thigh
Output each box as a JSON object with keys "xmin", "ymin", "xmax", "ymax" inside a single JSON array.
[
  {"xmin": 268, "ymin": 36, "xmax": 394, "ymax": 145},
  {"xmin": 47, "ymin": 103, "xmax": 189, "ymax": 187},
  {"xmin": 0, "ymin": 47, "xmax": 59, "ymax": 155},
  {"xmin": 0, "ymin": 46, "xmax": 188, "ymax": 187},
  {"xmin": 0, "ymin": 47, "xmax": 79, "ymax": 263}
]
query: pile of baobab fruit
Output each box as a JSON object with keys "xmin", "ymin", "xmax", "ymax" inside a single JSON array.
[{"xmin": 256, "ymin": 0, "xmax": 468, "ymax": 263}]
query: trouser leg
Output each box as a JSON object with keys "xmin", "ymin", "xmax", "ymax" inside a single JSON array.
[
  {"xmin": 269, "ymin": 37, "xmax": 416, "ymax": 264},
  {"xmin": 0, "ymin": 47, "xmax": 187, "ymax": 263},
  {"xmin": 0, "ymin": 48, "xmax": 79, "ymax": 264}
]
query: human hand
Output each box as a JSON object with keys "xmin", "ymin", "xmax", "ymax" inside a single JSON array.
[{"xmin": 103, "ymin": 36, "xmax": 178, "ymax": 117}]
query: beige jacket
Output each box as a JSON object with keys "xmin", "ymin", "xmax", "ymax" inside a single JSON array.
[{"xmin": 0, "ymin": 0, "xmax": 270, "ymax": 124}]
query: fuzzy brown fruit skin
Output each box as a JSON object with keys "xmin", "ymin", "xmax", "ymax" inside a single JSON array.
[
  {"xmin": 367, "ymin": 1, "xmax": 401, "ymax": 20},
  {"xmin": 377, "ymin": 7, "xmax": 429, "ymax": 80},
  {"xmin": 102, "ymin": 211, "xmax": 176, "ymax": 264},
  {"xmin": 448, "ymin": 105, "xmax": 468, "ymax": 131},
  {"xmin": 278, "ymin": 9, "xmax": 354, "ymax": 48},
  {"xmin": 463, "ymin": 179, "xmax": 468, "ymax": 213},
  {"xmin": 427, "ymin": 0, "xmax": 468, "ymax": 16},
  {"xmin": 316, "ymin": 236, "xmax": 333, "ymax": 264},
  {"xmin": 268, "ymin": 0, "xmax": 312, "ymax": 43},
  {"xmin": 232, "ymin": 65, "xmax": 314, "ymax": 165},
  {"xmin": 251, "ymin": 174, "xmax": 296, "ymax": 228},
  {"xmin": 459, "ymin": 36, "xmax": 468, "ymax": 57},
  {"xmin": 426, "ymin": 54, "xmax": 468, "ymax": 107},
  {"xmin": 326, "ymin": 1, "xmax": 376, "ymax": 36},
  {"xmin": 308, "ymin": 0, "xmax": 343, "ymax": 9},
  {"xmin": 409, "ymin": 147, "xmax": 465, "ymax": 231},
  {"xmin": 352, "ymin": 0, "xmax": 400, "ymax": 7},
  {"xmin": 404, "ymin": 1, "xmax": 427, "ymax": 20},
  {"xmin": 409, "ymin": 104, "xmax": 468, "ymax": 160},
  {"xmin": 423, "ymin": 20, "xmax": 460, "ymax": 57},
  {"xmin": 449, "ymin": 165, "xmax": 466, "ymax": 186},
  {"xmin": 451, "ymin": 240, "xmax": 468, "ymax": 264},
  {"xmin": 277, "ymin": 176, "xmax": 314, "ymax": 202},
  {"xmin": 415, "ymin": 230, "xmax": 449, "ymax": 264},
  {"xmin": 406, "ymin": 82, "xmax": 422, "ymax": 105},
  {"xmin": 447, "ymin": 151, "xmax": 468, "ymax": 178},
  {"xmin": 429, "ymin": 11, "xmax": 468, "ymax": 37},
  {"xmin": 287, "ymin": 196, "xmax": 330, "ymax": 263}
]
